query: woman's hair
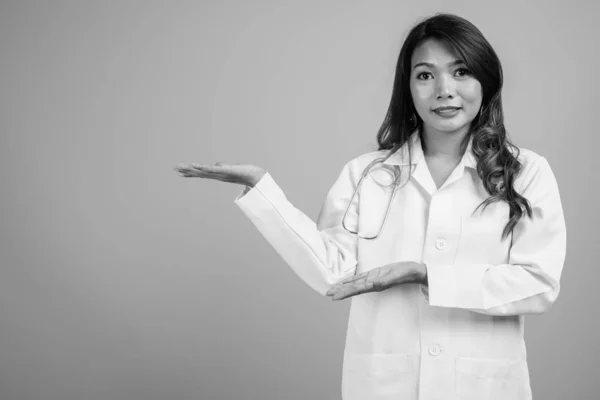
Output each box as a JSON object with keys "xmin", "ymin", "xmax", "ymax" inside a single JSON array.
[{"xmin": 376, "ymin": 12, "xmax": 531, "ymax": 240}]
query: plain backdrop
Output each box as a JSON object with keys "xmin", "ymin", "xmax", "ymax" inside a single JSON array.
[{"xmin": 1, "ymin": 1, "xmax": 597, "ymax": 399}]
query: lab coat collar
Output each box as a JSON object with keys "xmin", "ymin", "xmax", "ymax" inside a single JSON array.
[{"xmin": 382, "ymin": 132, "xmax": 477, "ymax": 170}]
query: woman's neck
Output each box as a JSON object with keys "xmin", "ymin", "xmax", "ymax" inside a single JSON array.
[{"xmin": 420, "ymin": 127, "xmax": 470, "ymax": 161}]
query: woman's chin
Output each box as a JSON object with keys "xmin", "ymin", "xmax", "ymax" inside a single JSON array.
[{"xmin": 422, "ymin": 119, "xmax": 473, "ymax": 135}]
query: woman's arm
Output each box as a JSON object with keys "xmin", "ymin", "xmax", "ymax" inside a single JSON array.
[
  {"xmin": 234, "ymin": 162, "xmax": 361, "ymax": 296},
  {"xmin": 422, "ymin": 156, "xmax": 567, "ymax": 316}
]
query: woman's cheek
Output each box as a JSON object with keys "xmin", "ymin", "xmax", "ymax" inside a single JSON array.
[
  {"xmin": 462, "ymin": 79, "xmax": 483, "ymax": 102},
  {"xmin": 411, "ymin": 87, "xmax": 432, "ymax": 113}
]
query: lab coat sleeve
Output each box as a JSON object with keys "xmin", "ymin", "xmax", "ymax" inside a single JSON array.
[
  {"xmin": 423, "ymin": 156, "xmax": 567, "ymax": 316},
  {"xmin": 233, "ymin": 162, "xmax": 360, "ymax": 296}
]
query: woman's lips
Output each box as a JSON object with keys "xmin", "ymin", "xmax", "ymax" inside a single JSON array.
[{"xmin": 433, "ymin": 108, "xmax": 461, "ymax": 117}]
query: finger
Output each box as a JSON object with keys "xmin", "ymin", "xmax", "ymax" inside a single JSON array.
[
  {"xmin": 191, "ymin": 163, "xmax": 212, "ymax": 170},
  {"xmin": 186, "ymin": 164, "xmax": 219, "ymax": 175},
  {"xmin": 332, "ymin": 281, "xmax": 374, "ymax": 298},
  {"xmin": 327, "ymin": 280, "xmax": 362, "ymax": 294},
  {"xmin": 175, "ymin": 165, "xmax": 197, "ymax": 173},
  {"xmin": 190, "ymin": 163, "xmax": 221, "ymax": 167},
  {"xmin": 174, "ymin": 166, "xmax": 193, "ymax": 177},
  {"xmin": 174, "ymin": 164, "xmax": 189, "ymax": 172},
  {"xmin": 194, "ymin": 164, "xmax": 227, "ymax": 174},
  {"xmin": 341, "ymin": 271, "xmax": 369, "ymax": 284},
  {"xmin": 176, "ymin": 167, "xmax": 218, "ymax": 180},
  {"xmin": 326, "ymin": 283, "xmax": 356, "ymax": 297},
  {"xmin": 329, "ymin": 274, "xmax": 372, "ymax": 292},
  {"xmin": 332, "ymin": 282, "xmax": 375, "ymax": 300},
  {"xmin": 186, "ymin": 170, "xmax": 244, "ymax": 185}
]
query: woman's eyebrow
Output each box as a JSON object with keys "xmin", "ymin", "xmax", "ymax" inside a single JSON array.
[{"xmin": 412, "ymin": 59, "xmax": 465, "ymax": 70}]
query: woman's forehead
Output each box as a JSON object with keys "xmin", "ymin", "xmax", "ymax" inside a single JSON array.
[{"xmin": 411, "ymin": 39, "xmax": 461, "ymax": 68}]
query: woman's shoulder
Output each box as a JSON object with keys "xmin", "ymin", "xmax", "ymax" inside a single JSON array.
[
  {"xmin": 508, "ymin": 144, "xmax": 557, "ymax": 191},
  {"xmin": 326, "ymin": 149, "xmax": 391, "ymax": 185},
  {"xmin": 340, "ymin": 149, "xmax": 390, "ymax": 175},
  {"xmin": 509, "ymin": 143, "xmax": 550, "ymax": 169},
  {"xmin": 346, "ymin": 149, "xmax": 390, "ymax": 166},
  {"xmin": 511, "ymin": 144, "xmax": 541, "ymax": 162}
]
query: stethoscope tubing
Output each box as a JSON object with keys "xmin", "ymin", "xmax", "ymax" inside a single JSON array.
[{"xmin": 342, "ymin": 145, "xmax": 409, "ymax": 240}]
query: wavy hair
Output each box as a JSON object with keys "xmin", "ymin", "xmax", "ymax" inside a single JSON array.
[{"xmin": 376, "ymin": 13, "xmax": 532, "ymax": 240}]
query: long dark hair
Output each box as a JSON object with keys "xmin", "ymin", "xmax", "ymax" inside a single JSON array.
[{"xmin": 376, "ymin": 13, "xmax": 531, "ymax": 240}]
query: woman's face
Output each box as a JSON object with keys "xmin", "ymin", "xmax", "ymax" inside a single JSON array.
[{"xmin": 409, "ymin": 39, "xmax": 483, "ymax": 137}]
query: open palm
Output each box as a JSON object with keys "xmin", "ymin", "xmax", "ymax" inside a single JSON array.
[
  {"xmin": 174, "ymin": 162, "xmax": 266, "ymax": 187},
  {"xmin": 326, "ymin": 261, "xmax": 423, "ymax": 301}
]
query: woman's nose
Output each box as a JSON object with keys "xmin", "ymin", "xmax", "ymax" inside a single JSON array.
[{"xmin": 435, "ymin": 75, "xmax": 456, "ymax": 98}]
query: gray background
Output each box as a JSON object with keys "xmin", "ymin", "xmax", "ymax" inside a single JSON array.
[{"xmin": 1, "ymin": 1, "xmax": 596, "ymax": 399}]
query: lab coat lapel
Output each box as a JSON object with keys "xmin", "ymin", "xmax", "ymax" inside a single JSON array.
[
  {"xmin": 412, "ymin": 158, "xmax": 438, "ymax": 196},
  {"xmin": 383, "ymin": 133, "xmax": 437, "ymax": 196},
  {"xmin": 383, "ymin": 132, "xmax": 477, "ymax": 195}
]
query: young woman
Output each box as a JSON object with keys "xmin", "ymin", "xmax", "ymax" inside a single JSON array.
[{"xmin": 174, "ymin": 13, "xmax": 566, "ymax": 400}]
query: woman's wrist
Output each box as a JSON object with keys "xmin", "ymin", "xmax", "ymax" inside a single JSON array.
[
  {"xmin": 247, "ymin": 170, "xmax": 267, "ymax": 187},
  {"xmin": 419, "ymin": 263, "xmax": 428, "ymax": 285}
]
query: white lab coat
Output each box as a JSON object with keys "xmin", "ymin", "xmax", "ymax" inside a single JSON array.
[{"xmin": 234, "ymin": 133, "xmax": 566, "ymax": 400}]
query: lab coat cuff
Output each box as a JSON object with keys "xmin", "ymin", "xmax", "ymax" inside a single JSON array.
[
  {"xmin": 425, "ymin": 263, "xmax": 485, "ymax": 309},
  {"xmin": 234, "ymin": 172, "xmax": 279, "ymax": 205}
]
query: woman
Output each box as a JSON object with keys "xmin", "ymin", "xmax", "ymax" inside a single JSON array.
[{"xmin": 174, "ymin": 13, "xmax": 566, "ymax": 400}]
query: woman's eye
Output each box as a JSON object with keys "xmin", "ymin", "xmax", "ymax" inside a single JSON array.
[
  {"xmin": 456, "ymin": 68, "xmax": 471, "ymax": 77},
  {"xmin": 416, "ymin": 69, "xmax": 470, "ymax": 80}
]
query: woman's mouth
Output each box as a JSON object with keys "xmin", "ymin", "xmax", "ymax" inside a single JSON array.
[{"xmin": 433, "ymin": 107, "xmax": 461, "ymax": 117}]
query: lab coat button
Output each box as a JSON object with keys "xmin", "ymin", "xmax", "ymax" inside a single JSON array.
[
  {"xmin": 435, "ymin": 239, "xmax": 447, "ymax": 250},
  {"xmin": 428, "ymin": 345, "xmax": 441, "ymax": 356}
]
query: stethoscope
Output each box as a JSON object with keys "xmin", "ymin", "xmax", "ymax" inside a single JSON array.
[{"xmin": 341, "ymin": 144, "xmax": 411, "ymax": 240}]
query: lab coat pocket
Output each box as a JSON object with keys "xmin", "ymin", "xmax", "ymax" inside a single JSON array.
[
  {"xmin": 342, "ymin": 353, "xmax": 418, "ymax": 400},
  {"xmin": 455, "ymin": 357, "xmax": 531, "ymax": 400}
]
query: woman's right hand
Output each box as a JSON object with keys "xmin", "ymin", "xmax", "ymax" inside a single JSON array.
[{"xmin": 173, "ymin": 162, "xmax": 267, "ymax": 187}]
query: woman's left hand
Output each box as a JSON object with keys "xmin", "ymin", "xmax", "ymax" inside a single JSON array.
[{"xmin": 326, "ymin": 261, "xmax": 427, "ymax": 301}]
